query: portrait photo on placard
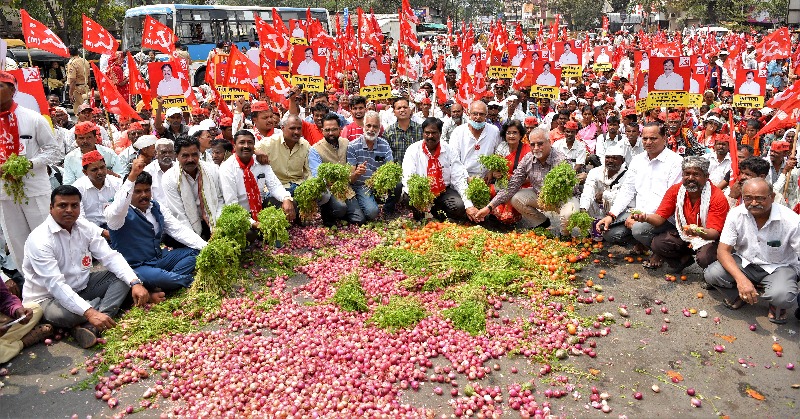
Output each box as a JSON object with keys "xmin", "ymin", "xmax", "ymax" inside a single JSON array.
[
  {"xmin": 359, "ymin": 55, "xmax": 391, "ymax": 87},
  {"xmin": 635, "ymin": 50, "xmax": 650, "ymax": 72},
  {"xmin": 636, "ymin": 71, "xmax": 649, "ymax": 99},
  {"xmin": 648, "ymin": 56, "xmax": 690, "ymax": 92},
  {"xmin": 148, "ymin": 60, "xmax": 189, "ymax": 98},
  {"xmin": 594, "ymin": 46, "xmax": 611, "ymax": 64},
  {"xmin": 291, "ymin": 45, "xmax": 327, "ymax": 77},
  {"xmin": 554, "ymin": 41, "xmax": 582, "ymax": 67},
  {"xmin": 735, "ymin": 67, "xmax": 767, "ymax": 96},
  {"xmin": 531, "ymin": 61, "xmax": 560, "ymax": 87},
  {"xmin": 289, "ymin": 19, "xmax": 308, "ymax": 40}
]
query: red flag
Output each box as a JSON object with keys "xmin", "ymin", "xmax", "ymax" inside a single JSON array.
[
  {"xmin": 754, "ymin": 27, "xmax": 791, "ymax": 61},
  {"xmin": 224, "ymin": 46, "xmax": 259, "ymax": 94},
  {"xmin": 433, "ymin": 57, "xmax": 448, "ymax": 104},
  {"xmin": 515, "ymin": 23, "xmax": 524, "ymax": 42},
  {"xmin": 256, "ymin": 14, "xmax": 290, "ymax": 58},
  {"xmin": 142, "ymin": 16, "xmax": 176, "ymax": 55},
  {"xmin": 82, "ymin": 15, "xmax": 118, "ymax": 55},
  {"xmin": 126, "ymin": 52, "xmax": 150, "ymax": 108},
  {"xmin": 308, "ymin": 18, "xmax": 336, "ymax": 52},
  {"xmin": 211, "ymin": 86, "xmax": 234, "ymax": 119},
  {"xmin": 767, "ymin": 79, "xmax": 800, "ymax": 108},
  {"xmin": 758, "ymin": 95, "xmax": 800, "ymax": 137},
  {"xmin": 20, "ymin": 9, "xmax": 69, "ymax": 58},
  {"xmin": 400, "ymin": 16, "xmax": 419, "ymax": 51},
  {"xmin": 512, "ymin": 56, "xmax": 534, "ymax": 90},
  {"xmin": 402, "ymin": 0, "xmax": 419, "ymax": 24},
  {"xmin": 421, "ymin": 45, "xmax": 433, "ymax": 76},
  {"xmin": 456, "ymin": 77, "xmax": 474, "ymax": 109},
  {"xmin": 396, "ymin": 47, "xmax": 407, "ymax": 78},
  {"xmin": 727, "ymin": 112, "xmax": 739, "ymax": 184},
  {"xmin": 91, "ymin": 63, "xmax": 140, "ymax": 121},
  {"xmin": 272, "ymin": 9, "xmax": 289, "ymax": 41},
  {"xmin": 261, "ymin": 58, "xmax": 292, "ymax": 109}
]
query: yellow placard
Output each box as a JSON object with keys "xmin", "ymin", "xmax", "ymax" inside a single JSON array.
[
  {"xmin": 216, "ymin": 86, "xmax": 249, "ymax": 102},
  {"xmin": 635, "ymin": 98, "xmax": 649, "ymax": 113},
  {"xmin": 530, "ymin": 85, "xmax": 558, "ymax": 100},
  {"xmin": 151, "ymin": 95, "xmax": 189, "ymax": 112},
  {"xmin": 487, "ymin": 66, "xmax": 515, "ymax": 79},
  {"xmin": 291, "ymin": 75, "xmax": 325, "ymax": 93},
  {"xmin": 360, "ymin": 85, "xmax": 392, "ymax": 101},
  {"xmin": 593, "ymin": 62, "xmax": 612, "ymax": 72},
  {"xmin": 645, "ymin": 91, "xmax": 698, "ymax": 108},
  {"xmin": 290, "ymin": 38, "xmax": 309, "ymax": 46},
  {"xmin": 560, "ymin": 65, "xmax": 583, "ymax": 78},
  {"xmin": 732, "ymin": 94, "xmax": 765, "ymax": 108}
]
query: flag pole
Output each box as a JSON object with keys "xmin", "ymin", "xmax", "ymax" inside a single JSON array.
[{"xmin": 104, "ymin": 109, "xmax": 116, "ymax": 151}]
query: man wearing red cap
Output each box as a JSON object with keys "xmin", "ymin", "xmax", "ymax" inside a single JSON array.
[
  {"xmin": 552, "ymin": 120, "xmax": 587, "ymax": 174},
  {"xmin": 247, "ymin": 101, "xmax": 280, "ymax": 143},
  {"xmin": 767, "ymin": 141, "xmax": 790, "ymax": 185},
  {"xmin": 72, "ymin": 150, "xmax": 123, "ymax": 228},
  {"xmin": 190, "ymin": 108, "xmax": 210, "ymax": 126},
  {"xmin": 218, "ymin": 117, "xmax": 233, "ymax": 143},
  {"xmin": 665, "ymin": 111, "xmax": 704, "ymax": 157},
  {"xmin": 0, "ymin": 71, "xmax": 62, "ymax": 271},
  {"xmin": 63, "ymin": 121, "xmax": 124, "ymax": 185}
]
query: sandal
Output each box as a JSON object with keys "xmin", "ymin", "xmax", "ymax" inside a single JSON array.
[
  {"xmin": 21, "ymin": 324, "xmax": 53, "ymax": 348},
  {"xmin": 723, "ymin": 297, "xmax": 745, "ymax": 310},
  {"xmin": 768, "ymin": 304, "xmax": 788, "ymax": 324}
]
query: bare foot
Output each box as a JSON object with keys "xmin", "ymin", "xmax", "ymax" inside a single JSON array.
[
  {"xmin": 149, "ymin": 290, "xmax": 166, "ymax": 304},
  {"xmin": 632, "ymin": 243, "xmax": 649, "ymax": 256},
  {"xmin": 642, "ymin": 254, "xmax": 663, "ymax": 269}
]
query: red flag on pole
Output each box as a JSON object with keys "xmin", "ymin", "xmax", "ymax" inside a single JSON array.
[
  {"xmin": 82, "ymin": 15, "xmax": 118, "ymax": 55},
  {"xmin": 91, "ymin": 63, "xmax": 141, "ymax": 121},
  {"xmin": 142, "ymin": 16, "xmax": 176, "ymax": 55},
  {"xmin": 223, "ymin": 46, "xmax": 259, "ymax": 95},
  {"xmin": 433, "ymin": 57, "xmax": 448, "ymax": 104},
  {"xmin": 126, "ymin": 52, "xmax": 150, "ymax": 109},
  {"xmin": 754, "ymin": 27, "xmax": 791, "ymax": 62},
  {"xmin": 20, "ymin": 9, "xmax": 69, "ymax": 58}
]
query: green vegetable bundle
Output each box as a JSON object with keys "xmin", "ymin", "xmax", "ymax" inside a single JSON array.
[
  {"xmin": 192, "ymin": 237, "xmax": 241, "ymax": 294},
  {"xmin": 479, "ymin": 154, "xmax": 510, "ymax": 189},
  {"xmin": 293, "ymin": 177, "xmax": 326, "ymax": 220},
  {"xmin": 566, "ymin": 211, "xmax": 595, "ymax": 237},
  {"xmin": 257, "ymin": 207, "xmax": 290, "ymax": 247},
  {"xmin": 317, "ymin": 162, "xmax": 353, "ymax": 201},
  {"xmin": 368, "ymin": 296, "xmax": 427, "ymax": 332},
  {"xmin": 1, "ymin": 154, "xmax": 31, "ymax": 204},
  {"xmin": 407, "ymin": 174, "xmax": 436, "ymax": 212},
  {"xmin": 537, "ymin": 163, "xmax": 578, "ymax": 211},
  {"xmin": 442, "ymin": 299, "xmax": 486, "ymax": 336},
  {"xmin": 466, "ymin": 177, "xmax": 491, "ymax": 209},
  {"xmin": 366, "ymin": 162, "xmax": 402, "ymax": 200},
  {"xmin": 331, "ymin": 274, "xmax": 368, "ymax": 312},
  {"xmin": 214, "ymin": 204, "xmax": 251, "ymax": 253}
]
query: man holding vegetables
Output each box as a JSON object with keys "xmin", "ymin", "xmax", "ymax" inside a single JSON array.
[{"xmin": 347, "ymin": 111, "xmax": 400, "ymax": 221}]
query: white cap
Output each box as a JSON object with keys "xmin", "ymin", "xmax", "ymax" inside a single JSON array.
[
  {"xmin": 188, "ymin": 125, "xmax": 205, "ymax": 137},
  {"xmin": 199, "ymin": 118, "xmax": 217, "ymax": 131},
  {"xmin": 166, "ymin": 107, "xmax": 183, "ymax": 117},
  {"xmin": 505, "ymin": 94, "xmax": 518, "ymax": 102},
  {"xmin": 155, "ymin": 138, "xmax": 174, "ymax": 147},
  {"xmin": 604, "ymin": 144, "xmax": 625, "ymax": 157},
  {"xmin": 591, "ymin": 83, "xmax": 600, "ymax": 89},
  {"xmin": 487, "ymin": 101, "xmax": 503, "ymax": 108},
  {"xmin": 705, "ymin": 115, "xmax": 723, "ymax": 125},
  {"xmin": 761, "ymin": 107, "xmax": 773, "ymax": 115},
  {"xmin": 133, "ymin": 135, "xmax": 158, "ymax": 150}
]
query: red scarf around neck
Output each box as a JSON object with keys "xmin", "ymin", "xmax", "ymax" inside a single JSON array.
[
  {"xmin": 235, "ymin": 154, "xmax": 262, "ymax": 220},
  {"xmin": 422, "ymin": 142, "xmax": 446, "ymax": 196},
  {"xmin": 0, "ymin": 102, "xmax": 19, "ymax": 165}
]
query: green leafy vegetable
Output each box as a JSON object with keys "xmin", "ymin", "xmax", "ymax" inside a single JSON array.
[
  {"xmin": 407, "ymin": 174, "xmax": 435, "ymax": 212},
  {"xmin": 366, "ymin": 162, "xmax": 402, "ymax": 200},
  {"xmin": 294, "ymin": 177, "xmax": 326, "ymax": 220},
  {"xmin": 317, "ymin": 162, "xmax": 353, "ymax": 201},
  {"xmin": 331, "ymin": 274, "xmax": 368, "ymax": 312},
  {"xmin": 257, "ymin": 207, "xmax": 290, "ymax": 246},
  {"xmin": 442, "ymin": 299, "xmax": 486, "ymax": 335},
  {"xmin": 214, "ymin": 204, "xmax": 252, "ymax": 252},
  {"xmin": 479, "ymin": 154, "xmax": 510, "ymax": 188},
  {"xmin": 566, "ymin": 211, "xmax": 595, "ymax": 237},
  {"xmin": 538, "ymin": 163, "xmax": 578, "ymax": 211},
  {"xmin": 192, "ymin": 237, "xmax": 241, "ymax": 294},
  {"xmin": 1, "ymin": 154, "xmax": 31, "ymax": 204},
  {"xmin": 369, "ymin": 296, "xmax": 427, "ymax": 332},
  {"xmin": 466, "ymin": 177, "xmax": 491, "ymax": 208}
]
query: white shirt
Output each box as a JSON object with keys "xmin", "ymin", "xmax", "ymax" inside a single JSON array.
[
  {"xmin": 162, "ymin": 161, "xmax": 224, "ymax": 235},
  {"xmin": 621, "ymin": 138, "xmax": 645, "ymax": 164},
  {"xmin": 157, "ymin": 77, "xmax": 184, "ymax": 96},
  {"xmin": 104, "ymin": 180, "xmax": 207, "ymax": 250},
  {"xmin": 594, "ymin": 133, "xmax": 624, "ymax": 162},
  {"xmin": 1, "ymin": 105, "xmax": 61, "ymax": 200},
  {"xmin": 246, "ymin": 48, "xmax": 261, "ymax": 67},
  {"xmin": 536, "ymin": 72, "xmax": 557, "ymax": 86},
  {"xmin": 218, "ymin": 155, "xmax": 290, "ymax": 225},
  {"xmin": 364, "ymin": 70, "xmax": 387, "ymax": 86},
  {"xmin": 738, "ymin": 80, "xmax": 761, "ymax": 96},
  {"xmin": 719, "ymin": 203, "xmax": 800, "ymax": 274},
  {"xmin": 610, "ymin": 148, "xmax": 683, "ymax": 216},
  {"xmin": 580, "ymin": 164, "xmax": 628, "ymax": 217},
  {"xmin": 22, "ymin": 216, "xmax": 137, "ymax": 316},
  {"xmin": 552, "ymin": 139, "xmax": 587, "ymax": 166},
  {"xmin": 72, "ymin": 174, "xmax": 122, "ymax": 226},
  {"xmin": 380, "ymin": 108, "xmax": 397, "ymax": 128},
  {"xmin": 401, "ymin": 141, "xmax": 473, "ymax": 208},
  {"xmin": 63, "ymin": 145, "xmax": 124, "ymax": 186},
  {"xmin": 705, "ymin": 153, "xmax": 732, "ymax": 185},
  {"xmin": 448, "ymin": 123, "xmax": 501, "ymax": 177},
  {"xmin": 144, "ymin": 160, "xmax": 172, "ymax": 205},
  {"xmin": 653, "ymin": 72, "xmax": 685, "ymax": 91},
  {"xmin": 558, "ymin": 51, "xmax": 579, "ymax": 65},
  {"xmin": 296, "ymin": 60, "xmax": 321, "ymax": 77}
]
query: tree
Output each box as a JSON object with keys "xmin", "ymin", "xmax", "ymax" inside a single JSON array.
[
  {"xmin": 11, "ymin": 0, "xmax": 126, "ymax": 46},
  {"xmin": 550, "ymin": 0, "xmax": 604, "ymax": 30}
]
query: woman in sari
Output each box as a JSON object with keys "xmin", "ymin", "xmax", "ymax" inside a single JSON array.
[{"xmin": 489, "ymin": 120, "xmax": 531, "ymax": 224}]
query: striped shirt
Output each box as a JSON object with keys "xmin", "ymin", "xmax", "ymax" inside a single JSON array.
[
  {"xmin": 346, "ymin": 135, "xmax": 394, "ymax": 186},
  {"xmin": 384, "ymin": 120, "xmax": 422, "ymax": 165}
]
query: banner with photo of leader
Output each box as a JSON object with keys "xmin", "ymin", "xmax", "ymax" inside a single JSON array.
[
  {"xmin": 291, "ymin": 44, "xmax": 327, "ymax": 92},
  {"xmin": 648, "ymin": 56, "xmax": 690, "ymax": 92},
  {"xmin": 531, "ymin": 61, "xmax": 560, "ymax": 87},
  {"xmin": 358, "ymin": 55, "xmax": 391, "ymax": 99},
  {"xmin": 288, "ymin": 19, "xmax": 309, "ymax": 45},
  {"xmin": 148, "ymin": 60, "xmax": 190, "ymax": 102},
  {"xmin": 9, "ymin": 67, "xmax": 49, "ymax": 117},
  {"xmin": 592, "ymin": 46, "xmax": 613, "ymax": 72},
  {"xmin": 635, "ymin": 71, "xmax": 649, "ymax": 101},
  {"xmin": 733, "ymin": 66, "xmax": 767, "ymax": 108},
  {"xmin": 634, "ymin": 50, "xmax": 650, "ymax": 72},
  {"xmin": 554, "ymin": 41, "xmax": 582, "ymax": 67},
  {"xmin": 461, "ymin": 49, "xmax": 487, "ymax": 80}
]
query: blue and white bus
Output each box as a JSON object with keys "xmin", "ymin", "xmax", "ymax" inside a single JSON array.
[{"xmin": 122, "ymin": 4, "xmax": 331, "ymax": 85}]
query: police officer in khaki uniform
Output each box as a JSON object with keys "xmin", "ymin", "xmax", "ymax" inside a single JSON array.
[{"xmin": 66, "ymin": 46, "xmax": 90, "ymax": 115}]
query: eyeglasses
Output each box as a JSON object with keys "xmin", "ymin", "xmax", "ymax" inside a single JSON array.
[
  {"xmin": 470, "ymin": 112, "xmax": 487, "ymax": 117},
  {"xmin": 742, "ymin": 195, "xmax": 769, "ymax": 203}
]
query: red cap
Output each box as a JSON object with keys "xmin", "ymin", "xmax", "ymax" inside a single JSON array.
[
  {"xmin": 565, "ymin": 120, "xmax": 579, "ymax": 130},
  {"xmin": 622, "ymin": 85, "xmax": 634, "ymax": 95},
  {"xmin": 128, "ymin": 122, "xmax": 143, "ymax": 131},
  {"xmin": 606, "ymin": 97, "xmax": 616, "ymax": 104},
  {"xmin": 771, "ymin": 141, "xmax": 791, "ymax": 152},
  {"xmin": 625, "ymin": 98, "xmax": 635, "ymax": 107},
  {"xmin": 483, "ymin": 91, "xmax": 494, "ymax": 98},
  {"xmin": 74, "ymin": 121, "xmax": 97, "ymax": 135},
  {"xmin": 497, "ymin": 79, "xmax": 506, "ymax": 86},
  {"xmin": 621, "ymin": 109, "xmax": 636, "ymax": 117},
  {"xmin": 421, "ymin": 97, "xmax": 432, "ymax": 105},
  {"xmin": 191, "ymin": 108, "xmax": 206, "ymax": 115},
  {"xmin": 0, "ymin": 71, "xmax": 16, "ymax": 86},
  {"xmin": 81, "ymin": 150, "xmax": 104, "ymax": 167},
  {"xmin": 251, "ymin": 101, "xmax": 270, "ymax": 112},
  {"xmin": 219, "ymin": 117, "xmax": 233, "ymax": 127},
  {"xmin": 612, "ymin": 75, "xmax": 620, "ymax": 81},
  {"xmin": 585, "ymin": 92, "xmax": 595, "ymax": 98},
  {"xmin": 668, "ymin": 111, "xmax": 682, "ymax": 120},
  {"xmin": 559, "ymin": 88, "xmax": 568, "ymax": 94},
  {"xmin": 657, "ymin": 112, "xmax": 667, "ymax": 121},
  {"xmin": 524, "ymin": 116, "xmax": 538, "ymax": 126},
  {"xmin": 92, "ymin": 107, "xmax": 103, "ymax": 115}
]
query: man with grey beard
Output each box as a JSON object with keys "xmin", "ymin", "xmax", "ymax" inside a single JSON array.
[
  {"xmin": 346, "ymin": 111, "xmax": 400, "ymax": 220},
  {"xmin": 442, "ymin": 103, "xmax": 464, "ymax": 143},
  {"xmin": 704, "ymin": 178, "xmax": 800, "ymax": 324},
  {"xmin": 628, "ymin": 156, "xmax": 731, "ymax": 273}
]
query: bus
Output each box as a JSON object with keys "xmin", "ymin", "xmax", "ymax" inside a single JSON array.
[{"xmin": 122, "ymin": 4, "xmax": 332, "ymax": 85}]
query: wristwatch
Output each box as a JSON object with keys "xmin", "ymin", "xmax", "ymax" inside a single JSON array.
[{"xmin": 130, "ymin": 279, "xmax": 143, "ymax": 287}]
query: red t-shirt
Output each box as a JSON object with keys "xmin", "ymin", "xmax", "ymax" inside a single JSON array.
[
  {"xmin": 301, "ymin": 121, "xmax": 323, "ymax": 145},
  {"xmin": 654, "ymin": 183, "xmax": 730, "ymax": 233}
]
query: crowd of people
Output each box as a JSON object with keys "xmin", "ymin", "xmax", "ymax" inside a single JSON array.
[{"xmin": 2, "ymin": 25, "xmax": 800, "ymax": 363}]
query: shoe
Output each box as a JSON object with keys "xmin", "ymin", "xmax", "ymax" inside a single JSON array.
[{"xmin": 71, "ymin": 323, "xmax": 99, "ymax": 349}]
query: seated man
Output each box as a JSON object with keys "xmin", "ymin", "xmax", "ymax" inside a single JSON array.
[
  {"xmin": 258, "ymin": 116, "xmax": 311, "ymax": 215},
  {"xmin": 347, "ymin": 111, "xmax": 401, "ymax": 221},
  {"xmin": 308, "ymin": 113, "xmax": 352, "ymax": 225},
  {"xmin": 474, "ymin": 127, "xmax": 567, "ymax": 228},
  {"xmin": 402, "ymin": 117, "xmax": 476, "ymax": 221},
  {"xmin": 72, "ymin": 150, "xmax": 123, "ymax": 228},
  {"xmin": 704, "ymin": 178, "xmax": 800, "ymax": 324},
  {"xmin": 104, "ymin": 157, "xmax": 207, "ymax": 293},
  {"xmin": 63, "ymin": 121, "xmax": 125, "ymax": 185},
  {"xmin": 162, "ymin": 137, "xmax": 224, "ymax": 240},
  {"xmin": 579, "ymin": 145, "xmax": 627, "ymax": 220},
  {"xmin": 1, "ymin": 277, "xmax": 51, "ymax": 363},
  {"xmin": 23, "ymin": 186, "xmax": 150, "ymax": 348},
  {"xmin": 219, "ymin": 130, "xmax": 295, "ymax": 232},
  {"xmin": 726, "ymin": 157, "xmax": 786, "ymax": 207},
  {"xmin": 144, "ymin": 138, "xmax": 176, "ymax": 205},
  {"xmin": 629, "ymin": 156, "xmax": 730, "ymax": 273}
]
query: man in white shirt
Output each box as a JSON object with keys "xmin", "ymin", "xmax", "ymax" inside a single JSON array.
[
  {"xmin": 444, "ymin": 45, "xmax": 462, "ymax": 80},
  {"xmin": 579, "ymin": 145, "xmax": 628, "ymax": 219},
  {"xmin": 595, "ymin": 116, "xmax": 624, "ymax": 162},
  {"xmin": 296, "ymin": 48, "xmax": 321, "ymax": 77},
  {"xmin": 163, "ymin": 137, "xmax": 225, "ymax": 241},
  {"xmin": 72, "ymin": 150, "xmax": 122, "ymax": 228},
  {"xmin": 704, "ymin": 178, "xmax": 800, "ymax": 323},
  {"xmin": 596, "ymin": 122, "xmax": 683, "ymax": 266},
  {"xmin": 621, "ymin": 122, "xmax": 645, "ymax": 164},
  {"xmin": 144, "ymin": 138, "xmax": 175, "ymax": 205},
  {"xmin": 653, "ymin": 59, "xmax": 685, "ymax": 91},
  {"xmin": 22, "ymin": 185, "xmax": 149, "ymax": 348},
  {"xmin": 738, "ymin": 71, "xmax": 761, "ymax": 96},
  {"xmin": 558, "ymin": 42, "xmax": 579, "ymax": 66},
  {"xmin": 552, "ymin": 120, "xmax": 587, "ymax": 173},
  {"xmin": 449, "ymin": 101, "xmax": 501, "ymax": 177},
  {"xmin": 705, "ymin": 137, "xmax": 732, "ymax": 189},
  {"xmin": 63, "ymin": 121, "xmax": 125, "ymax": 185},
  {"xmin": 104, "ymin": 157, "xmax": 207, "ymax": 292},
  {"xmin": 442, "ymin": 103, "xmax": 465, "ymax": 143}
]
